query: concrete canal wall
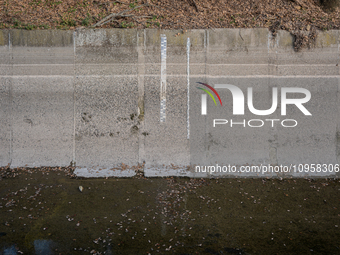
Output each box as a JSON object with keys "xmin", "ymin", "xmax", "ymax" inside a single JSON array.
[{"xmin": 0, "ymin": 28, "xmax": 339, "ymax": 177}]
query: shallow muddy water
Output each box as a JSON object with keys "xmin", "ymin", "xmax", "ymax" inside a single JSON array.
[{"xmin": 0, "ymin": 168, "xmax": 339, "ymax": 254}]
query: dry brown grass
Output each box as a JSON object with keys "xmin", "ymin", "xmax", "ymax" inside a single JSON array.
[
  {"xmin": 0, "ymin": 0, "xmax": 338, "ymax": 30},
  {"xmin": 0, "ymin": 0, "xmax": 339, "ymax": 50}
]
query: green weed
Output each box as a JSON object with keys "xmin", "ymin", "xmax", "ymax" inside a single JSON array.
[
  {"xmin": 26, "ymin": 24, "xmax": 37, "ymax": 30},
  {"xmin": 13, "ymin": 19, "xmax": 21, "ymax": 28},
  {"xmin": 39, "ymin": 24, "xmax": 50, "ymax": 29},
  {"xmin": 29, "ymin": 0, "xmax": 42, "ymax": 7},
  {"xmin": 120, "ymin": 21, "xmax": 134, "ymax": 28},
  {"xmin": 60, "ymin": 18, "xmax": 77, "ymax": 27},
  {"xmin": 81, "ymin": 15, "xmax": 92, "ymax": 26},
  {"xmin": 129, "ymin": 0, "xmax": 138, "ymax": 8}
]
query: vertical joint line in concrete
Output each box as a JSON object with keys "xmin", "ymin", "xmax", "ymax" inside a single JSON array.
[
  {"xmin": 187, "ymin": 37, "xmax": 190, "ymax": 139},
  {"xmin": 267, "ymin": 32, "xmax": 271, "ymax": 54},
  {"xmin": 203, "ymin": 30, "xmax": 208, "ymax": 163},
  {"xmin": 267, "ymin": 32, "xmax": 277, "ymax": 76},
  {"xmin": 9, "ymin": 32, "xmax": 12, "ymax": 166},
  {"xmin": 9, "ymin": 76, "xmax": 12, "ymax": 165},
  {"xmin": 267, "ymin": 32, "xmax": 271, "ymax": 75},
  {"xmin": 204, "ymin": 30, "xmax": 206, "ymax": 48},
  {"xmin": 137, "ymin": 30, "xmax": 146, "ymax": 165},
  {"xmin": 206, "ymin": 30, "xmax": 209, "ymax": 48},
  {"xmin": 72, "ymin": 31, "xmax": 76, "ymax": 166},
  {"xmin": 337, "ymin": 32, "xmax": 339, "ymax": 75},
  {"xmin": 204, "ymin": 30, "xmax": 208, "ymax": 79},
  {"xmin": 160, "ymin": 34, "xmax": 167, "ymax": 123},
  {"xmin": 144, "ymin": 29, "xmax": 146, "ymax": 48},
  {"xmin": 8, "ymin": 32, "xmax": 11, "ymax": 50}
]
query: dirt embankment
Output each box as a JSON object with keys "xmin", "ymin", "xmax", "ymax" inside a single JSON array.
[
  {"xmin": 0, "ymin": 0, "xmax": 339, "ymax": 31},
  {"xmin": 1, "ymin": 0, "xmax": 339, "ymax": 51}
]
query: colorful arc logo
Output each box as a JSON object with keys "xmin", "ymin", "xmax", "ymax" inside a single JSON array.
[{"xmin": 196, "ymin": 82, "xmax": 223, "ymax": 107}]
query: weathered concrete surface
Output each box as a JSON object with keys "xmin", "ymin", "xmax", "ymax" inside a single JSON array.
[
  {"xmin": 0, "ymin": 28, "xmax": 339, "ymax": 178},
  {"xmin": 11, "ymin": 77, "xmax": 74, "ymax": 167},
  {"xmin": 74, "ymin": 167, "xmax": 136, "ymax": 178},
  {"xmin": 189, "ymin": 77, "xmax": 338, "ymax": 178},
  {"xmin": 74, "ymin": 76, "xmax": 139, "ymax": 168},
  {"xmin": 6, "ymin": 30, "xmax": 74, "ymax": 168},
  {"xmin": 74, "ymin": 30, "xmax": 139, "ymax": 169},
  {"xmin": 0, "ymin": 77, "xmax": 11, "ymax": 167},
  {"xmin": 0, "ymin": 30, "xmax": 11, "ymax": 166}
]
